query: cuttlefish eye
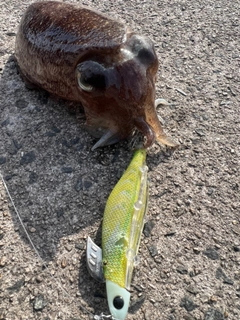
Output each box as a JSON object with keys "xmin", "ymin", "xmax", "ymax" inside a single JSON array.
[
  {"xmin": 113, "ymin": 296, "xmax": 124, "ymax": 309},
  {"xmin": 76, "ymin": 61, "xmax": 107, "ymax": 92},
  {"xmin": 137, "ymin": 47, "xmax": 156, "ymax": 65}
]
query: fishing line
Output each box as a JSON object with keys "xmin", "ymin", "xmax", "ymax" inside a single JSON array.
[{"xmin": 0, "ymin": 172, "xmax": 113, "ymax": 319}]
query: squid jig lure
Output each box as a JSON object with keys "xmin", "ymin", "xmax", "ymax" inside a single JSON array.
[{"xmin": 87, "ymin": 149, "xmax": 149, "ymax": 319}]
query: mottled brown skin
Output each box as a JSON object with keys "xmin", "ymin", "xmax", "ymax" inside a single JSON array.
[{"xmin": 15, "ymin": 1, "xmax": 176, "ymax": 149}]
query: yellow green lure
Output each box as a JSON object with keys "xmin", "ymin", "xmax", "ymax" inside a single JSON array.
[{"xmin": 87, "ymin": 149, "xmax": 148, "ymax": 319}]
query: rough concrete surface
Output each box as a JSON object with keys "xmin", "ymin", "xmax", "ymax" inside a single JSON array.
[{"xmin": 0, "ymin": 0, "xmax": 239, "ymax": 319}]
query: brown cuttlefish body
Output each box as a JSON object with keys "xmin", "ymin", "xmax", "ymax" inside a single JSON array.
[{"xmin": 15, "ymin": 1, "xmax": 177, "ymax": 150}]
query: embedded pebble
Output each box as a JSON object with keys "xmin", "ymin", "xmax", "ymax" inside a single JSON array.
[
  {"xmin": 215, "ymin": 267, "xmax": 234, "ymax": 285},
  {"xmin": 0, "ymin": 256, "xmax": 7, "ymax": 267},
  {"xmin": 28, "ymin": 171, "xmax": 38, "ymax": 184},
  {"xmin": 61, "ymin": 258, "xmax": 67, "ymax": 268},
  {"xmin": 0, "ymin": 157, "xmax": 6, "ymax": 165},
  {"xmin": 143, "ymin": 220, "xmax": 155, "ymax": 237},
  {"xmin": 176, "ymin": 265, "xmax": 188, "ymax": 275},
  {"xmin": 147, "ymin": 245, "xmax": 158, "ymax": 257},
  {"xmin": 164, "ymin": 230, "xmax": 176, "ymax": 237},
  {"xmin": 129, "ymin": 293, "xmax": 146, "ymax": 312},
  {"xmin": 180, "ymin": 296, "xmax": 198, "ymax": 312},
  {"xmin": 61, "ymin": 166, "xmax": 73, "ymax": 173},
  {"xmin": 20, "ymin": 151, "xmax": 36, "ymax": 165},
  {"xmin": 16, "ymin": 98, "xmax": 27, "ymax": 109},
  {"xmin": 193, "ymin": 247, "xmax": 201, "ymax": 254},
  {"xmin": 7, "ymin": 277, "xmax": 25, "ymax": 292},
  {"xmin": 204, "ymin": 308, "xmax": 224, "ymax": 320},
  {"xmin": 233, "ymin": 246, "xmax": 240, "ymax": 252},
  {"xmin": 203, "ymin": 248, "xmax": 219, "ymax": 260},
  {"xmin": 186, "ymin": 285, "xmax": 198, "ymax": 295},
  {"xmin": 33, "ymin": 294, "xmax": 47, "ymax": 311}
]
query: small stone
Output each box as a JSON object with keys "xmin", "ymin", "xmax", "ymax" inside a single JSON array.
[
  {"xmin": 33, "ymin": 294, "xmax": 47, "ymax": 311},
  {"xmin": 16, "ymin": 99, "xmax": 27, "ymax": 109},
  {"xmin": 20, "ymin": 151, "xmax": 36, "ymax": 165},
  {"xmin": 164, "ymin": 230, "xmax": 176, "ymax": 237},
  {"xmin": 186, "ymin": 285, "xmax": 198, "ymax": 295},
  {"xmin": 6, "ymin": 32, "xmax": 16, "ymax": 36},
  {"xmin": 65, "ymin": 244, "xmax": 72, "ymax": 252},
  {"xmin": 180, "ymin": 296, "xmax": 198, "ymax": 312},
  {"xmin": 29, "ymin": 227, "xmax": 36, "ymax": 233},
  {"xmin": 193, "ymin": 247, "xmax": 201, "ymax": 254},
  {"xmin": 204, "ymin": 308, "xmax": 224, "ymax": 320},
  {"xmin": 143, "ymin": 220, "xmax": 155, "ymax": 237},
  {"xmin": 29, "ymin": 172, "xmax": 38, "ymax": 184},
  {"xmin": 0, "ymin": 156, "xmax": 6, "ymax": 165},
  {"xmin": 195, "ymin": 128, "xmax": 205, "ymax": 137},
  {"xmin": 209, "ymin": 295, "xmax": 218, "ymax": 303},
  {"xmin": 83, "ymin": 179, "xmax": 93, "ymax": 189},
  {"xmin": 56, "ymin": 209, "xmax": 64, "ymax": 218},
  {"xmin": 233, "ymin": 246, "xmax": 240, "ymax": 252},
  {"xmin": 61, "ymin": 258, "xmax": 67, "ymax": 268},
  {"xmin": 215, "ymin": 267, "xmax": 234, "ymax": 285},
  {"xmin": 131, "ymin": 284, "xmax": 143, "ymax": 292},
  {"xmin": 7, "ymin": 277, "xmax": 25, "ymax": 292},
  {"xmin": 61, "ymin": 167, "xmax": 73, "ymax": 173},
  {"xmin": 75, "ymin": 179, "xmax": 82, "ymax": 192},
  {"xmin": 215, "ymin": 267, "xmax": 225, "ymax": 279},
  {"xmin": 203, "ymin": 248, "xmax": 219, "ymax": 260},
  {"xmin": 129, "ymin": 293, "xmax": 146, "ymax": 313},
  {"xmin": 36, "ymin": 275, "xmax": 43, "ymax": 283},
  {"xmin": 0, "ymin": 256, "xmax": 7, "ymax": 267},
  {"xmin": 223, "ymin": 277, "xmax": 234, "ymax": 285},
  {"xmin": 147, "ymin": 245, "xmax": 158, "ymax": 257},
  {"xmin": 75, "ymin": 242, "xmax": 85, "ymax": 250},
  {"xmin": 176, "ymin": 265, "xmax": 188, "ymax": 275}
]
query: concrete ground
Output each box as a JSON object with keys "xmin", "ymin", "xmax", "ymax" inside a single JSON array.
[{"xmin": 0, "ymin": 0, "xmax": 239, "ymax": 319}]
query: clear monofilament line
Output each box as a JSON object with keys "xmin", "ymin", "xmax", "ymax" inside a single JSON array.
[{"xmin": 0, "ymin": 172, "xmax": 45, "ymax": 265}]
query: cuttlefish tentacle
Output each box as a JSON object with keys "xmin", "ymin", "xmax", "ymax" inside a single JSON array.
[
  {"xmin": 145, "ymin": 103, "xmax": 178, "ymax": 147},
  {"xmin": 133, "ymin": 117, "xmax": 155, "ymax": 148},
  {"xmin": 91, "ymin": 129, "xmax": 121, "ymax": 150}
]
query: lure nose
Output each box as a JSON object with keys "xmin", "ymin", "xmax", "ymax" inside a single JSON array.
[{"xmin": 106, "ymin": 280, "xmax": 130, "ymax": 320}]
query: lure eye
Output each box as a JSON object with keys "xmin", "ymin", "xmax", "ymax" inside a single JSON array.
[{"xmin": 113, "ymin": 296, "xmax": 124, "ymax": 309}]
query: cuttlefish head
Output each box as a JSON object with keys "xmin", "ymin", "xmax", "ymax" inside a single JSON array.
[{"xmin": 75, "ymin": 33, "xmax": 177, "ymax": 150}]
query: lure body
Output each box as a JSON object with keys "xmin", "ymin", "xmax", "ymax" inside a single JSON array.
[
  {"xmin": 15, "ymin": 1, "xmax": 176, "ymax": 150},
  {"xmin": 102, "ymin": 149, "xmax": 148, "ymax": 319},
  {"xmin": 87, "ymin": 149, "xmax": 148, "ymax": 319}
]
